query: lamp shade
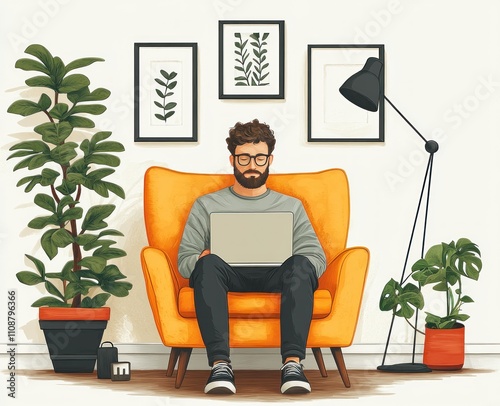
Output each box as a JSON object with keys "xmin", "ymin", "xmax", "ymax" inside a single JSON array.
[{"xmin": 339, "ymin": 57, "xmax": 383, "ymax": 112}]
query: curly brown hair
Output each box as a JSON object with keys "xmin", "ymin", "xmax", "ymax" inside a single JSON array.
[{"xmin": 226, "ymin": 119, "xmax": 276, "ymax": 155}]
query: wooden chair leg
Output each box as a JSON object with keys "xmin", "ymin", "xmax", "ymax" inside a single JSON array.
[
  {"xmin": 330, "ymin": 347, "xmax": 351, "ymax": 388},
  {"xmin": 312, "ymin": 347, "xmax": 328, "ymax": 377},
  {"xmin": 166, "ymin": 347, "xmax": 181, "ymax": 377},
  {"xmin": 174, "ymin": 348, "xmax": 193, "ymax": 389}
]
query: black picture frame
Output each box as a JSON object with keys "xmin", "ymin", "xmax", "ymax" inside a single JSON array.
[
  {"xmin": 219, "ymin": 20, "xmax": 285, "ymax": 99},
  {"xmin": 134, "ymin": 42, "xmax": 198, "ymax": 142},
  {"xmin": 308, "ymin": 44, "xmax": 385, "ymax": 142}
]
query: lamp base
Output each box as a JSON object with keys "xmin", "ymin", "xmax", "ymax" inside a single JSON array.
[{"xmin": 377, "ymin": 363, "xmax": 432, "ymax": 373}]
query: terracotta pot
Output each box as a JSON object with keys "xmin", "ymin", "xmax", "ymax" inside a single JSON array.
[
  {"xmin": 423, "ymin": 323, "xmax": 465, "ymax": 370},
  {"xmin": 39, "ymin": 307, "xmax": 110, "ymax": 373}
]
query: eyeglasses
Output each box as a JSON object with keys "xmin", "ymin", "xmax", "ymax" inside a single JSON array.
[{"xmin": 233, "ymin": 153, "xmax": 270, "ymax": 166}]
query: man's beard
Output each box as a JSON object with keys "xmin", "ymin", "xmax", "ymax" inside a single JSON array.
[{"xmin": 234, "ymin": 166, "xmax": 269, "ymax": 189}]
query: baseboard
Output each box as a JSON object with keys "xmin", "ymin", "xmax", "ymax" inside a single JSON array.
[{"xmin": 5, "ymin": 343, "xmax": 500, "ymax": 371}]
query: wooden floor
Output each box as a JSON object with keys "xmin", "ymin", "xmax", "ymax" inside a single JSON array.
[{"xmin": 18, "ymin": 367, "xmax": 498, "ymax": 402}]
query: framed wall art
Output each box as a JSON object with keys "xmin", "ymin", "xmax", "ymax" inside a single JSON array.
[
  {"xmin": 308, "ymin": 44, "xmax": 385, "ymax": 142},
  {"xmin": 134, "ymin": 42, "xmax": 197, "ymax": 142},
  {"xmin": 219, "ymin": 20, "xmax": 284, "ymax": 99}
]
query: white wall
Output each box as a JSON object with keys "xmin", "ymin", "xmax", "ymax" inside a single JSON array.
[{"xmin": 1, "ymin": 0, "xmax": 499, "ymax": 357}]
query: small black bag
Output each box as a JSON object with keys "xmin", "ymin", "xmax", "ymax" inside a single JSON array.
[{"xmin": 97, "ymin": 341, "xmax": 118, "ymax": 379}]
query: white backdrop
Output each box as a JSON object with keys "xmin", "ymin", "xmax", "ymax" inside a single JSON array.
[{"xmin": 1, "ymin": 0, "xmax": 499, "ymax": 362}]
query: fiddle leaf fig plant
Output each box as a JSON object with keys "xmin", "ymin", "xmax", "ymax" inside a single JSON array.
[
  {"xmin": 7, "ymin": 44, "xmax": 132, "ymax": 308},
  {"xmin": 380, "ymin": 238, "xmax": 482, "ymax": 330}
]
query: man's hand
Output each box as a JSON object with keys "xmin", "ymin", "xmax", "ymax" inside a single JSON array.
[{"xmin": 199, "ymin": 249, "xmax": 211, "ymax": 259}]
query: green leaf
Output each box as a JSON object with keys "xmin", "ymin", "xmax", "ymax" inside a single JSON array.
[
  {"xmin": 31, "ymin": 297, "xmax": 69, "ymax": 308},
  {"xmin": 45, "ymin": 281, "xmax": 64, "ymax": 300},
  {"xmin": 94, "ymin": 247, "xmax": 126, "ymax": 260},
  {"xmin": 93, "ymin": 141, "xmax": 125, "ymax": 153},
  {"xmin": 40, "ymin": 168, "xmax": 60, "ymax": 186},
  {"xmin": 41, "ymin": 229, "xmax": 58, "ymax": 259},
  {"xmin": 38, "ymin": 93, "xmax": 52, "ymax": 110},
  {"xmin": 7, "ymin": 99, "xmax": 43, "ymax": 116},
  {"xmin": 34, "ymin": 122, "xmax": 73, "ymax": 145},
  {"xmin": 25, "ymin": 75, "xmax": 56, "ymax": 90},
  {"xmin": 15, "ymin": 58, "xmax": 50, "ymax": 74},
  {"xmin": 24, "ymin": 44, "xmax": 54, "ymax": 71},
  {"xmin": 65, "ymin": 57, "xmax": 104, "ymax": 73},
  {"xmin": 82, "ymin": 205, "xmax": 115, "ymax": 231},
  {"xmin": 79, "ymin": 256, "xmax": 107, "ymax": 273},
  {"xmin": 28, "ymin": 154, "xmax": 52, "ymax": 170},
  {"xmin": 155, "ymin": 78, "xmax": 166, "ymax": 86},
  {"xmin": 86, "ymin": 153, "xmax": 121, "ymax": 167},
  {"xmin": 90, "ymin": 131, "xmax": 112, "ymax": 147},
  {"xmin": 100, "ymin": 265, "xmax": 127, "ymax": 281},
  {"xmin": 59, "ymin": 74, "xmax": 90, "ymax": 93},
  {"xmin": 10, "ymin": 140, "xmax": 50, "ymax": 154},
  {"xmin": 65, "ymin": 115, "xmax": 95, "ymax": 128},
  {"xmin": 67, "ymin": 87, "xmax": 110, "ymax": 103},
  {"xmin": 104, "ymin": 182, "xmax": 125, "ymax": 199},
  {"xmin": 164, "ymin": 102, "xmax": 177, "ymax": 110},
  {"xmin": 461, "ymin": 295, "xmax": 474, "ymax": 303},
  {"xmin": 26, "ymin": 254, "xmax": 46, "ymax": 277},
  {"xmin": 101, "ymin": 281, "xmax": 132, "ymax": 297},
  {"xmin": 16, "ymin": 271, "xmax": 44, "ymax": 286},
  {"xmin": 49, "ymin": 103, "xmax": 69, "ymax": 119},
  {"xmin": 60, "ymin": 207, "xmax": 83, "ymax": 223},
  {"xmin": 80, "ymin": 297, "xmax": 93, "ymax": 308},
  {"xmin": 167, "ymin": 81, "xmax": 177, "ymax": 90},
  {"xmin": 168, "ymin": 72, "xmax": 178, "ymax": 80},
  {"xmin": 70, "ymin": 104, "xmax": 107, "ymax": 115},
  {"xmin": 28, "ymin": 214, "xmax": 59, "ymax": 229},
  {"xmin": 92, "ymin": 293, "xmax": 111, "ymax": 307},
  {"xmin": 75, "ymin": 234, "xmax": 98, "ymax": 247},
  {"xmin": 99, "ymin": 229, "xmax": 124, "ymax": 237},
  {"xmin": 56, "ymin": 179, "xmax": 77, "ymax": 195},
  {"xmin": 61, "ymin": 261, "xmax": 79, "ymax": 282},
  {"xmin": 87, "ymin": 168, "xmax": 115, "ymax": 181},
  {"xmin": 34, "ymin": 193, "xmax": 56, "ymax": 213},
  {"xmin": 50, "ymin": 142, "xmax": 78, "ymax": 165},
  {"xmin": 51, "ymin": 228, "xmax": 74, "ymax": 248}
]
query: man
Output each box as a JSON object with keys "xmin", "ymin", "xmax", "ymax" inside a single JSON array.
[{"xmin": 178, "ymin": 119, "xmax": 326, "ymax": 394}]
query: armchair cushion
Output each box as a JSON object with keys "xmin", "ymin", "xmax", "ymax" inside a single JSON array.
[{"xmin": 178, "ymin": 288, "xmax": 332, "ymax": 319}]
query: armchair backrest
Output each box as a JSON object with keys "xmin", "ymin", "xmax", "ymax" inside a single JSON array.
[{"xmin": 143, "ymin": 166, "xmax": 350, "ymax": 289}]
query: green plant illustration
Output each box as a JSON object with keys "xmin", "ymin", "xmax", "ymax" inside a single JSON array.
[
  {"xmin": 7, "ymin": 44, "xmax": 132, "ymax": 308},
  {"xmin": 249, "ymin": 32, "xmax": 269, "ymax": 86},
  {"xmin": 234, "ymin": 33, "xmax": 252, "ymax": 86},
  {"xmin": 379, "ymin": 238, "xmax": 482, "ymax": 332},
  {"xmin": 234, "ymin": 32, "xmax": 270, "ymax": 87},
  {"xmin": 154, "ymin": 70, "xmax": 177, "ymax": 122}
]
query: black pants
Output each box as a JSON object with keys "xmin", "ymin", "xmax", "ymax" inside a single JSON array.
[{"xmin": 189, "ymin": 254, "xmax": 318, "ymax": 366}]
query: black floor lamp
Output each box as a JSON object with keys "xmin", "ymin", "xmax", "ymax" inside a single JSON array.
[{"xmin": 339, "ymin": 57, "xmax": 435, "ymax": 373}]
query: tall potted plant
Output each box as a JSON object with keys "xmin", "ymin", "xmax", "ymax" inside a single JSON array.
[
  {"xmin": 379, "ymin": 238, "xmax": 482, "ymax": 370},
  {"xmin": 7, "ymin": 44, "xmax": 132, "ymax": 372}
]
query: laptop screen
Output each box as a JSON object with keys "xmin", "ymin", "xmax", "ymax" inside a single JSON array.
[{"xmin": 210, "ymin": 212, "xmax": 293, "ymax": 267}]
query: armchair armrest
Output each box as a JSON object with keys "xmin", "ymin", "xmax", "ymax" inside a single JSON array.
[
  {"xmin": 310, "ymin": 246, "xmax": 370, "ymax": 347},
  {"xmin": 140, "ymin": 247, "xmax": 185, "ymax": 344}
]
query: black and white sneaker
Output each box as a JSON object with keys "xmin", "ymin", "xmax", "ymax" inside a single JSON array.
[
  {"xmin": 280, "ymin": 361, "xmax": 311, "ymax": 394},
  {"xmin": 204, "ymin": 362, "xmax": 236, "ymax": 394}
]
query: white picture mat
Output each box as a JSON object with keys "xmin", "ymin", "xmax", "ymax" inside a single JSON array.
[
  {"xmin": 137, "ymin": 46, "xmax": 193, "ymax": 139},
  {"xmin": 310, "ymin": 47, "xmax": 381, "ymax": 140}
]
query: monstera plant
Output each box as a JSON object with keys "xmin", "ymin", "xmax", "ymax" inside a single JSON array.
[
  {"xmin": 7, "ymin": 44, "xmax": 132, "ymax": 310},
  {"xmin": 379, "ymin": 238, "xmax": 482, "ymax": 370}
]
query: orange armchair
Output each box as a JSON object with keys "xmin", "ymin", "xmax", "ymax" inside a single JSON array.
[{"xmin": 140, "ymin": 166, "xmax": 369, "ymax": 388}]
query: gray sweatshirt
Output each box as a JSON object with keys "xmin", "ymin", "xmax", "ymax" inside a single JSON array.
[{"xmin": 177, "ymin": 186, "xmax": 326, "ymax": 278}]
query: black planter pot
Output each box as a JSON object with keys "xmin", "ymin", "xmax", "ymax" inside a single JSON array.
[
  {"xmin": 38, "ymin": 307, "xmax": 110, "ymax": 373},
  {"xmin": 39, "ymin": 319, "xmax": 108, "ymax": 373}
]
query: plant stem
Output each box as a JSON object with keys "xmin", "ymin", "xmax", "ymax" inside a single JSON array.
[{"xmin": 404, "ymin": 316, "xmax": 425, "ymax": 335}]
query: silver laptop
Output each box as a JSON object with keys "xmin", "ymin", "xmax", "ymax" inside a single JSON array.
[{"xmin": 210, "ymin": 212, "xmax": 293, "ymax": 267}]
